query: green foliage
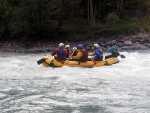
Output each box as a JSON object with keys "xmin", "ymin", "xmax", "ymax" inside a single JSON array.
[
  {"xmin": 124, "ymin": 0, "xmax": 150, "ymax": 10},
  {"xmin": 0, "ymin": 0, "xmax": 150, "ymax": 41},
  {"xmin": 0, "ymin": 0, "xmax": 60, "ymax": 41},
  {"xmin": 105, "ymin": 12, "xmax": 119, "ymax": 23},
  {"xmin": 95, "ymin": 17, "xmax": 150, "ymax": 36}
]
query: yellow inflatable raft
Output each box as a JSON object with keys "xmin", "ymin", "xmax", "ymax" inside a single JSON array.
[{"xmin": 37, "ymin": 56, "xmax": 119, "ymax": 67}]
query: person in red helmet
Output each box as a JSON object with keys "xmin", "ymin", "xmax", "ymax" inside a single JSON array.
[{"xmin": 51, "ymin": 43, "xmax": 67, "ymax": 62}]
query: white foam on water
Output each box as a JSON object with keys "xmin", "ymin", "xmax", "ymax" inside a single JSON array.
[
  {"xmin": 0, "ymin": 51, "xmax": 150, "ymax": 113},
  {"xmin": 0, "ymin": 51, "xmax": 149, "ymax": 80}
]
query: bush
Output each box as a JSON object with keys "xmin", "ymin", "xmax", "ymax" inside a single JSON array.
[
  {"xmin": 95, "ymin": 17, "xmax": 150, "ymax": 36},
  {"xmin": 105, "ymin": 12, "xmax": 120, "ymax": 24}
]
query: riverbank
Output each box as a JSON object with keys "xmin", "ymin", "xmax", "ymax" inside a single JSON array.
[{"xmin": 0, "ymin": 33, "xmax": 150, "ymax": 52}]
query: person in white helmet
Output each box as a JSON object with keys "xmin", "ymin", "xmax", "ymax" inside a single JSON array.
[
  {"xmin": 89, "ymin": 43, "xmax": 103, "ymax": 61},
  {"xmin": 51, "ymin": 43, "xmax": 67, "ymax": 62},
  {"xmin": 71, "ymin": 47, "xmax": 78, "ymax": 57},
  {"xmin": 64, "ymin": 45, "xmax": 70, "ymax": 58}
]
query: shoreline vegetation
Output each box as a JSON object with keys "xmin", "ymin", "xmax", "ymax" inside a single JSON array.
[{"xmin": 0, "ymin": 1, "xmax": 150, "ymax": 52}]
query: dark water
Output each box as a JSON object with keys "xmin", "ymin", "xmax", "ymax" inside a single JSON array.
[{"xmin": 0, "ymin": 51, "xmax": 150, "ymax": 113}]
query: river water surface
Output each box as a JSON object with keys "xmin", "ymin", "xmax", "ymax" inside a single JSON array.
[{"xmin": 0, "ymin": 51, "xmax": 150, "ymax": 113}]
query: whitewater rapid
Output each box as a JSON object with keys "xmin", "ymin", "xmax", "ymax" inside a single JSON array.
[{"xmin": 0, "ymin": 51, "xmax": 150, "ymax": 113}]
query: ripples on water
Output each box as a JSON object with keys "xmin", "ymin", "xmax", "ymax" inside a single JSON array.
[{"xmin": 0, "ymin": 51, "xmax": 150, "ymax": 113}]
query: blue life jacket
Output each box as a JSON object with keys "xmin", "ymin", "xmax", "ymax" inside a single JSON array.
[
  {"xmin": 57, "ymin": 49, "xmax": 65, "ymax": 58},
  {"xmin": 95, "ymin": 47, "xmax": 103, "ymax": 59}
]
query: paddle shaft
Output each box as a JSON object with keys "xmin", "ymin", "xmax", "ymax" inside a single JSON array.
[{"xmin": 66, "ymin": 50, "xmax": 75, "ymax": 64}]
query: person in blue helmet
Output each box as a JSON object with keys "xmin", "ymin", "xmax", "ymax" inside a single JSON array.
[
  {"xmin": 71, "ymin": 44, "xmax": 88, "ymax": 62},
  {"xmin": 105, "ymin": 40, "xmax": 120, "ymax": 59}
]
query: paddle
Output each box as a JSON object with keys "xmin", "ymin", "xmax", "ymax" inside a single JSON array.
[
  {"xmin": 119, "ymin": 54, "xmax": 125, "ymax": 58},
  {"xmin": 90, "ymin": 57, "xmax": 97, "ymax": 64},
  {"xmin": 43, "ymin": 49, "xmax": 51, "ymax": 52},
  {"xmin": 90, "ymin": 57, "xmax": 95, "ymax": 62},
  {"xmin": 37, "ymin": 58, "xmax": 46, "ymax": 65},
  {"xmin": 36, "ymin": 49, "xmax": 49, "ymax": 65},
  {"xmin": 66, "ymin": 50, "xmax": 75, "ymax": 64},
  {"xmin": 37, "ymin": 48, "xmax": 53, "ymax": 65}
]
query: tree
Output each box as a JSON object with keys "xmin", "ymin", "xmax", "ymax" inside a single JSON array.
[
  {"xmin": 116, "ymin": 0, "xmax": 123, "ymax": 16},
  {"xmin": 0, "ymin": 0, "xmax": 12, "ymax": 40}
]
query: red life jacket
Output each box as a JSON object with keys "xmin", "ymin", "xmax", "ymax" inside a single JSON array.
[
  {"xmin": 80, "ymin": 49, "xmax": 88, "ymax": 61},
  {"xmin": 64, "ymin": 48, "xmax": 70, "ymax": 58}
]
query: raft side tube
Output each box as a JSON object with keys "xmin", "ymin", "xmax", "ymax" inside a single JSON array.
[
  {"xmin": 105, "ymin": 57, "xmax": 119, "ymax": 65},
  {"xmin": 40, "ymin": 56, "xmax": 119, "ymax": 67}
]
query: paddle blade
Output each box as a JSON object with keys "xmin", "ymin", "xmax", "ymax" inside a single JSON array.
[
  {"xmin": 120, "ymin": 54, "xmax": 125, "ymax": 58},
  {"xmin": 44, "ymin": 49, "xmax": 51, "ymax": 52},
  {"xmin": 91, "ymin": 57, "xmax": 95, "ymax": 62},
  {"xmin": 37, "ymin": 59, "xmax": 46, "ymax": 65},
  {"xmin": 66, "ymin": 58, "xmax": 71, "ymax": 65}
]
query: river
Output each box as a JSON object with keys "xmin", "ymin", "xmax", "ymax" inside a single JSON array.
[{"xmin": 0, "ymin": 51, "xmax": 150, "ymax": 113}]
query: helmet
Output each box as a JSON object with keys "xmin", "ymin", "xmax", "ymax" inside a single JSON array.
[
  {"xmin": 94, "ymin": 43, "xmax": 100, "ymax": 48},
  {"xmin": 73, "ymin": 47, "xmax": 77, "ymax": 50},
  {"xmin": 65, "ymin": 45, "xmax": 70, "ymax": 48},
  {"xmin": 59, "ymin": 43, "xmax": 64, "ymax": 47},
  {"xmin": 77, "ymin": 44, "xmax": 83, "ymax": 49}
]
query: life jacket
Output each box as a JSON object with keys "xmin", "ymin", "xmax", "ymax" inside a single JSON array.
[
  {"xmin": 80, "ymin": 49, "xmax": 88, "ymax": 61},
  {"xmin": 64, "ymin": 49, "xmax": 70, "ymax": 58},
  {"xmin": 112, "ymin": 46, "xmax": 119, "ymax": 53},
  {"xmin": 100, "ymin": 48, "xmax": 103, "ymax": 56},
  {"xmin": 112, "ymin": 46, "xmax": 119, "ymax": 56},
  {"xmin": 95, "ymin": 48, "xmax": 101, "ymax": 59},
  {"xmin": 57, "ymin": 49, "xmax": 66, "ymax": 59},
  {"xmin": 116, "ymin": 46, "xmax": 119, "ymax": 53}
]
